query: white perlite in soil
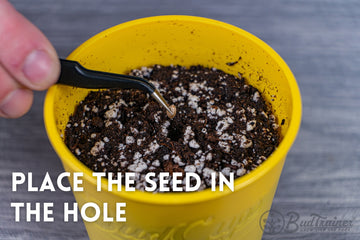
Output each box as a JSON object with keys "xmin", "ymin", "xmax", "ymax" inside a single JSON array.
[{"xmin": 65, "ymin": 65, "xmax": 281, "ymax": 192}]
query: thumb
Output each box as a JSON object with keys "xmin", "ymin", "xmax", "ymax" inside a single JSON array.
[
  {"xmin": 0, "ymin": 1, "xmax": 60, "ymax": 118},
  {"xmin": 0, "ymin": 0, "xmax": 60, "ymax": 91}
]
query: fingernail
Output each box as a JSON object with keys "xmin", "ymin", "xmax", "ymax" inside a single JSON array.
[
  {"xmin": 0, "ymin": 89, "xmax": 33, "ymax": 118},
  {"xmin": 23, "ymin": 50, "xmax": 53, "ymax": 86},
  {"xmin": 0, "ymin": 90, "xmax": 18, "ymax": 117}
]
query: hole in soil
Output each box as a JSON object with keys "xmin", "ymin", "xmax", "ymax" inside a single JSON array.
[{"xmin": 168, "ymin": 121, "xmax": 184, "ymax": 142}]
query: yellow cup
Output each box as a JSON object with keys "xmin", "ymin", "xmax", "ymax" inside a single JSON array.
[{"xmin": 44, "ymin": 16, "xmax": 301, "ymax": 240}]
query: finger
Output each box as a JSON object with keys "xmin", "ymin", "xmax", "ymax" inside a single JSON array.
[
  {"xmin": 0, "ymin": 88, "xmax": 33, "ymax": 119},
  {"xmin": 0, "ymin": 65, "xmax": 33, "ymax": 118},
  {"xmin": 0, "ymin": 0, "xmax": 60, "ymax": 91}
]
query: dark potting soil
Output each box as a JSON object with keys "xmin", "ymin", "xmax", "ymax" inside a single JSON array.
[{"xmin": 64, "ymin": 65, "xmax": 281, "ymax": 192}]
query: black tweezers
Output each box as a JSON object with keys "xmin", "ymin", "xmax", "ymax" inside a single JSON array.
[{"xmin": 57, "ymin": 59, "xmax": 174, "ymax": 116}]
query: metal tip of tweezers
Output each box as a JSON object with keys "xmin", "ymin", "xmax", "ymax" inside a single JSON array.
[{"xmin": 151, "ymin": 89, "xmax": 176, "ymax": 119}]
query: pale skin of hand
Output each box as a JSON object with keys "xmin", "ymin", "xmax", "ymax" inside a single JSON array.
[{"xmin": 0, "ymin": 0, "xmax": 60, "ymax": 118}]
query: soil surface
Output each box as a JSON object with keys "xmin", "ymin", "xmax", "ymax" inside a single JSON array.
[{"xmin": 64, "ymin": 65, "xmax": 281, "ymax": 192}]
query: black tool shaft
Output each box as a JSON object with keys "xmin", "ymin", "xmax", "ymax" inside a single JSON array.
[{"xmin": 58, "ymin": 59, "xmax": 156, "ymax": 93}]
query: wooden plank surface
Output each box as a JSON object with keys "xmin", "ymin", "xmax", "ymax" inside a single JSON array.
[{"xmin": 1, "ymin": 0, "xmax": 359, "ymax": 239}]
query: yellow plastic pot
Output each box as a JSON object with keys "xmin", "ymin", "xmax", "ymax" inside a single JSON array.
[{"xmin": 44, "ymin": 16, "xmax": 301, "ymax": 240}]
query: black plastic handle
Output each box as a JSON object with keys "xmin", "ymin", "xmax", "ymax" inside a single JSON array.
[{"xmin": 58, "ymin": 59, "xmax": 156, "ymax": 93}]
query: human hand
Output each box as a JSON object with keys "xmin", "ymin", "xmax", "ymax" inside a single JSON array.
[{"xmin": 0, "ymin": 0, "xmax": 60, "ymax": 118}]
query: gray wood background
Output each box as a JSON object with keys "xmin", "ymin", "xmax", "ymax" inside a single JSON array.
[{"xmin": 1, "ymin": 0, "xmax": 359, "ymax": 239}]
